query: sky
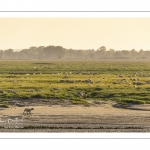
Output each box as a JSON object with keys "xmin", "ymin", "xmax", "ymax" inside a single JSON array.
[{"xmin": 0, "ymin": 18, "xmax": 150, "ymax": 51}]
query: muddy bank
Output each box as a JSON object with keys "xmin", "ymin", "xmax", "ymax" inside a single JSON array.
[{"xmin": 1, "ymin": 101, "xmax": 150, "ymax": 132}]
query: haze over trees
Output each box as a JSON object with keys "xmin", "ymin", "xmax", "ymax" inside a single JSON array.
[{"xmin": 0, "ymin": 45, "xmax": 150, "ymax": 60}]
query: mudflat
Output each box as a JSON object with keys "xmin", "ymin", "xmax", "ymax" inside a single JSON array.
[{"xmin": 1, "ymin": 101, "xmax": 150, "ymax": 132}]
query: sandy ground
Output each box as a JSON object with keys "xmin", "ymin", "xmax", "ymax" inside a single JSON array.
[{"xmin": 1, "ymin": 101, "xmax": 150, "ymax": 132}]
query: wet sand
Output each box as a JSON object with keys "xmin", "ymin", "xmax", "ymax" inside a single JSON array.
[{"xmin": 1, "ymin": 102, "xmax": 150, "ymax": 132}]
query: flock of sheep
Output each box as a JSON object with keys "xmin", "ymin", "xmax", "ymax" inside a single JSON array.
[
  {"xmin": 2, "ymin": 71, "xmax": 150, "ymax": 96},
  {"xmin": 59, "ymin": 72, "xmax": 150, "ymax": 90},
  {"xmin": 1, "ymin": 71, "xmax": 150, "ymax": 115}
]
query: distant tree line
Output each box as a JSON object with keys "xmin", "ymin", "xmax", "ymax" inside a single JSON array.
[{"xmin": 0, "ymin": 45, "xmax": 150, "ymax": 60}]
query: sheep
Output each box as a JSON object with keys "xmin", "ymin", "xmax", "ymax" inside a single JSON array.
[
  {"xmin": 8, "ymin": 100, "xmax": 17, "ymax": 108},
  {"xmin": 30, "ymin": 89, "xmax": 34, "ymax": 92},
  {"xmin": 64, "ymin": 76, "xmax": 69, "ymax": 79},
  {"xmin": 83, "ymin": 92, "xmax": 87, "ymax": 99},
  {"xmin": 132, "ymin": 78, "xmax": 137, "ymax": 81},
  {"xmin": 77, "ymin": 80, "xmax": 82, "ymax": 82},
  {"xmin": 7, "ymin": 89, "xmax": 17, "ymax": 94},
  {"xmin": 75, "ymin": 92, "xmax": 81, "ymax": 97},
  {"xmin": 133, "ymin": 81, "xmax": 144, "ymax": 85},
  {"xmin": 65, "ymin": 80, "xmax": 74, "ymax": 83},
  {"xmin": 60, "ymin": 80, "xmax": 66, "ymax": 83},
  {"xmin": 145, "ymin": 81, "xmax": 150, "ymax": 84},
  {"xmin": 23, "ymin": 108, "xmax": 34, "ymax": 115},
  {"xmin": 75, "ymin": 92, "xmax": 87, "ymax": 99},
  {"xmin": 68, "ymin": 80, "xmax": 75, "ymax": 83},
  {"xmin": 85, "ymin": 79, "xmax": 92, "ymax": 83}
]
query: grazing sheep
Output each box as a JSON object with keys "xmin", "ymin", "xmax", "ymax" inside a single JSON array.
[
  {"xmin": 75, "ymin": 92, "xmax": 87, "ymax": 99},
  {"xmin": 132, "ymin": 78, "xmax": 137, "ymax": 81},
  {"xmin": 65, "ymin": 80, "xmax": 74, "ymax": 83},
  {"xmin": 85, "ymin": 79, "xmax": 92, "ymax": 83},
  {"xmin": 133, "ymin": 81, "xmax": 144, "ymax": 85},
  {"xmin": 145, "ymin": 81, "xmax": 150, "ymax": 84},
  {"xmin": 23, "ymin": 108, "xmax": 34, "ymax": 115},
  {"xmin": 30, "ymin": 89, "xmax": 34, "ymax": 92},
  {"xmin": 7, "ymin": 89, "xmax": 17, "ymax": 94},
  {"xmin": 68, "ymin": 80, "xmax": 74, "ymax": 83},
  {"xmin": 60, "ymin": 80, "xmax": 66, "ymax": 83},
  {"xmin": 64, "ymin": 76, "xmax": 69, "ymax": 79},
  {"xmin": 83, "ymin": 92, "xmax": 87, "ymax": 99},
  {"xmin": 77, "ymin": 92, "xmax": 83, "ymax": 97}
]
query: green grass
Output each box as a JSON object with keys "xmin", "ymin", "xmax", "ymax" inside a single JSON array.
[
  {"xmin": 71, "ymin": 99, "xmax": 91, "ymax": 106},
  {"xmin": 1, "ymin": 60, "xmax": 150, "ymax": 107}
]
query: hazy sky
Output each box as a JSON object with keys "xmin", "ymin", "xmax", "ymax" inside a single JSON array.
[{"xmin": 0, "ymin": 18, "xmax": 150, "ymax": 51}]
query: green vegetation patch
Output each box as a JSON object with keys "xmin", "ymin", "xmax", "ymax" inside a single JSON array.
[{"xmin": 0, "ymin": 60, "xmax": 150, "ymax": 104}]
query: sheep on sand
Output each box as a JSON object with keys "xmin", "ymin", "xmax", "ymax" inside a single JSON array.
[{"xmin": 23, "ymin": 108, "xmax": 34, "ymax": 115}]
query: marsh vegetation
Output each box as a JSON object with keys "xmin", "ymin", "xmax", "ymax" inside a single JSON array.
[{"xmin": 0, "ymin": 60, "xmax": 150, "ymax": 107}]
